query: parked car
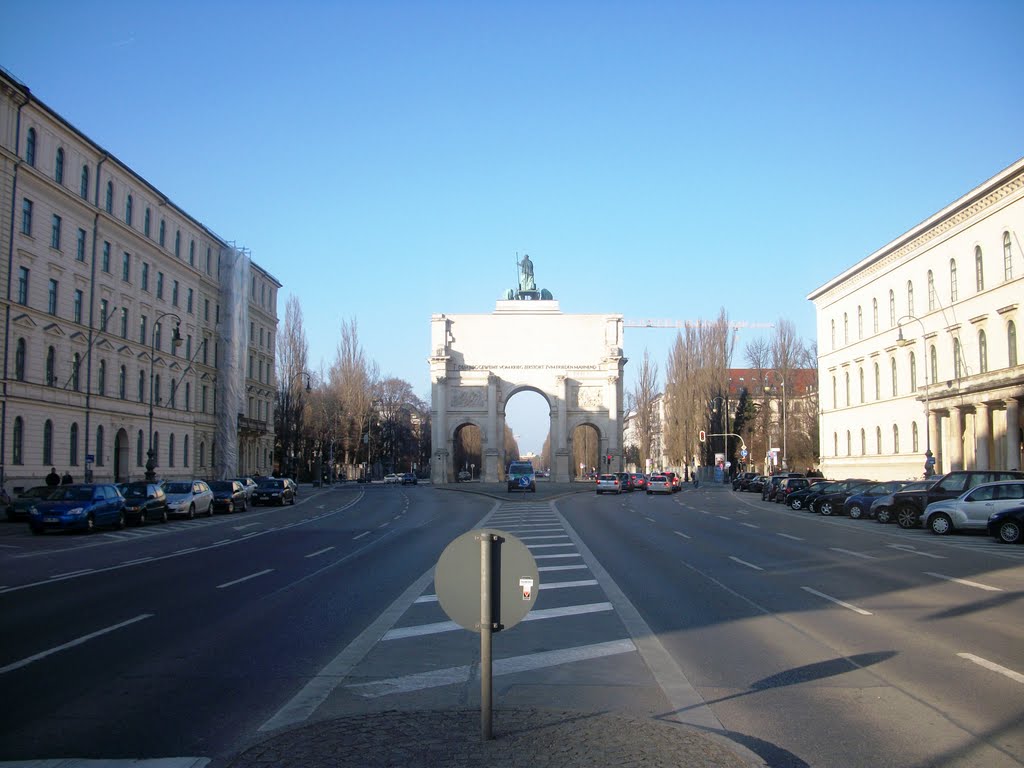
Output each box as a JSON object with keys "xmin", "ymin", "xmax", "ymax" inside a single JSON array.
[
  {"xmin": 785, "ymin": 480, "xmax": 837, "ymax": 511},
  {"xmin": 843, "ymin": 481, "xmax": 912, "ymax": 519},
  {"xmin": 507, "ymin": 461, "xmax": 537, "ymax": 493},
  {"xmin": 121, "ymin": 482, "xmax": 170, "ymax": 525},
  {"xmin": 775, "ymin": 477, "xmax": 810, "ymax": 504},
  {"xmin": 988, "ymin": 506, "xmax": 1024, "ymax": 544},
  {"xmin": 7, "ymin": 485, "xmax": 55, "ymax": 521},
  {"xmin": 921, "ymin": 480, "xmax": 1024, "ymax": 535},
  {"xmin": 596, "ymin": 474, "xmax": 621, "ymax": 494},
  {"xmin": 763, "ymin": 473, "xmax": 803, "ymax": 502},
  {"xmin": 630, "ymin": 473, "xmax": 648, "ymax": 491},
  {"xmin": 401, "ymin": 473, "xmax": 417, "ymax": 485},
  {"xmin": 383, "ymin": 473, "xmax": 401, "ymax": 484},
  {"xmin": 616, "ymin": 472, "xmax": 634, "ymax": 492},
  {"xmin": 210, "ymin": 480, "xmax": 248, "ymax": 512},
  {"xmin": 231, "ymin": 477, "xmax": 258, "ymax": 502},
  {"xmin": 646, "ymin": 475, "xmax": 673, "ymax": 495},
  {"xmin": 457, "ymin": 470, "xmax": 471, "ymax": 481},
  {"xmin": 872, "ymin": 480, "xmax": 935, "ymax": 523},
  {"xmin": 162, "ymin": 480, "xmax": 214, "ymax": 519},
  {"xmin": 253, "ymin": 477, "xmax": 295, "ymax": 506},
  {"xmin": 813, "ymin": 480, "xmax": 875, "ymax": 516},
  {"xmin": 29, "ymin": 484, "xmax": 125, "ymax": 534},
  {"xmin": 891, "ymin": 470, "xmax": 1024, "ymax": 529},
  {"xmin": 662, "ymin": 472, "xmax": 681, "ymax": 492},
  {"xmin": 747, "ymin": 476, "xmax": 767, "ymax": 494},
  {"xmin": 732, "ymin": 471, "xmax": 758, "ymax": 491}
]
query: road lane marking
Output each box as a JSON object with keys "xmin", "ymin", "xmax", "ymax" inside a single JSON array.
[
  {"xmin": 174, "ymin": 547, "xmax": 198, "ymax": 555},
  {"xmin": 306, "ymin": 546, "xmax": 336, "ymax": 558},
  {"xmin": 539, "ymin": 564, "xmax": 588, "ymax": 572},
  {"xmin": 740, "ymin": 522, "xmax": 759, "ymax": 529},
  {"xmin": 717, "ymin": 515, "xmax": 731, "ymax": 520},
  {"xmin": 674, "ymin": 531, "xmax": 691, "ymax": 539},
  {"xmin": 887, "ymin": 544, "xmax": 945, "ymax": 559},
  {"xmin": 216, "ymin": 569, "xmax": 274, "ymax": 589},
  {"xmin": 377, "ymin": 522, "xmax": 390, "ymax": 529},
  {"xmin": 925, "ymin": 572, "xmax": 1003, "ymax": 592},
  {"xmin": 347, "ymin": 639, "xmax": 637, "ymax": 698},
  {"xmin": 729, "ymin": 556, "xmax": 764, "ymax": 571},
  {"xmin": 957, "ymin": 653, "xmax": 1024, "ymax": 684},
  {"xmin": 519, "ymin": 535, "xmax": 570, "ymax": 541},
  {"xmin": 122, "ymin": 557, "xmax": 153, "ymax": 565},
  {"xmin": 212, "ymin": 539, "xmax": 231, "ymax": 546},
  {"xmin": 777, "ymin": 533, "xmax": 804, "ymax": 541},
  {"xmin": 801, "ymin": 586, "xmax": 872, "ymax": 615},
  {"xmin": 413, "ymin": 580, "xmax": 597, "ymax": 604},
  {"xmin": 50, "ymin": 569, "xmax": 93, "ymax": 579},
  {"xmin": 0, "ymin": 614, "xmax": 153, "ymax": 675},
  {"xmin": 382, "ymin": 602, "xmax": 614, "ymax": 640},
  {"xmin": 526, "ymin": 543, "xmax": 575, "ymax": 549},
  {"xmin": 234, "ymin": 523, "xmax": 260, "ymax": 530},
  {"xmin": 533, "ymin": 553, "xmax": 581, "ymax": 559},
  {"xmin": 353, "ymin": 531, "xmax": 370, "ymax": 540},
  {"xmin": 830, "ymin": 547, "xmax": 876, "ymax": 560}
]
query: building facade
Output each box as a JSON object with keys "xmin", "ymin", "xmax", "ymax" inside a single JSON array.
[
  {"xmin": 809, "ymin": 158, "xmax": 1023, "ymax": 481},
  {"xmin": 0, "ymin": 70, "xmax": 280, "ymax": 493}
]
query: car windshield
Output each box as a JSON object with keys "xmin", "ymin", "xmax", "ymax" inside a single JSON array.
[
  {"xmin": 50, "ymin": 486, "xmax": 95, "ymax": 501},
  {"xmin": 258, "ymin": 480, "xmax": 284, "ymax": 489},
  {"xmin": 209, "ymin": 481, "xmax": 234, "ymax": 492},
  {"xmin": 22, "ymin": 486, "xmax": 55, "ymax": 499},
  {"xmin": 122, "ymin": 485, "xmax": 149, "ymax": 498},
  {"xmin": 164, "ymin": 482, "xmax": 192, "ymax": 494}
]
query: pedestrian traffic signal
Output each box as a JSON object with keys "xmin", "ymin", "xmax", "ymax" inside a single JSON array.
[{"xmin": 699, "ymin": 430, "xmax": 706, "ymax": 443}]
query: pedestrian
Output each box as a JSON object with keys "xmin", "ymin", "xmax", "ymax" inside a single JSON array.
[
  {"xmin": 61, "ymin": 470, "xmax": 73, "ymax": 484},
  {"xmin": 46, "ymin": 467, "xmax": 60, "ymax": 486}
]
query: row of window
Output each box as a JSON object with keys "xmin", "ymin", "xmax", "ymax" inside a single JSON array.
[
  {"xmin": 830, "ymin": 234, "xmax": 1017, "ymax": 350},
  {"xmin": 830, "ymin": 424, "xmax": 921, "ymax": 457},
  {"xmin": 830, "ymin": 321, "xmax": 1018, "ymax": 409},
  {"xmin": 9, "ymin": 416, "xmax": 210, "ymax": 470}
]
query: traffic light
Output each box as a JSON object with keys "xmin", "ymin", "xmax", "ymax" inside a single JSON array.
[
  {"xmin": 606, "ymin": 454, "xmax": 612, "ymax": 466},
  {"xmin": 699, "ymin": 430, "xmax": 706, "ymax": 443}
]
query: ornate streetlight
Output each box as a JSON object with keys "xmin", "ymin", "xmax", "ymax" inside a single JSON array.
[{"xmin": 145, "ymin": 312, "xmax": 183, "ymax": 482}]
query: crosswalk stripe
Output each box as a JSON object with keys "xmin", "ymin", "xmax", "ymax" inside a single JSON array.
[{"xmin": 382, "ymin": 602, "xmax": 614, "ymax": 640}]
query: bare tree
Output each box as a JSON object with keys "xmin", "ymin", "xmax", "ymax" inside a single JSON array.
[
  {"xmin": 628, "ymin": 348, "xmax": 659, "ymax": 471},
  {"xmin": 275, "ymin": 296, "xmax": 309, "ymax": 476},
  {"xmin": 329, "ymin": 317, "xmax": 379, "ymax": 476}
]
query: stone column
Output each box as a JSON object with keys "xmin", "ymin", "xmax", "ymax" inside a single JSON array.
[
  {"xmin": 555, "ymin": 375, "xmax": 569, "ymax": 482},
  {"xmin": 432, "ymin": 376, "xmax": 448, "ymax": 484},
  {"xmin": 484, "ymin": 375, "xmax": 499, "ymax": 482},
  {"xmin": 928, "ymin": 410, "xmax": 942, "ymax": 474},
  {"xmin": 949, "ymin": 405, "xmax": 964, "ymax": 471},
  {"xmin": 1007, "ymin": 398, "xmax": 1021, "ymax": 471},
  {"xmin": 975, "ymin": 403, "xmax": 991, "ymax": 470},
  {"xmin": 606, "ymin": 374, "xmax": 619, "ymax": 470}
]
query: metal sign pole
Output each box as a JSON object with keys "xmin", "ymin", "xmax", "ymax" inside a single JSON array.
[{"xmin": 479, "ymin": 532, "xmax": 493, "ymax": 740}]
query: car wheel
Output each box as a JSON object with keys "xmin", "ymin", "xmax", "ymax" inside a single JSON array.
[
  {"xmin": 137, "ymin": 513, "xmax": 146, "ymax": 527},
  {"xmin": 819, "ymin": 501, "xmax": 834, "ymax": 516},
  {"xmin": 160, "ymin": 509, "xmax": 168, "ymax": 524},
  {"xmin": 876, "ymin": 507, "xmax": 892, "ymax": 524},
  {"xmin": 85, "ymin": 514, "xmax": 95, "ymax": 534},
  {"xmin": 207, "ymin": 505, "xmax": 214, "ymax": 517},
  {"xmin": 290, "ymin": 494, "xmax": 295, "ymax": 505},
  {"xmin": 928, "ymin": 513, "xmax": 952, "ymax": 535},
  {"xmin": 187, "ymin": 504, "xmax": 195, "ymax": 520},
  {"xmin": 241, "ymin": 499, "xmax": 248, "ymax": 512},
  {"xmin": 896, "ymin": 506, "xmax": 920, "ymax": 529},
  {"xmin": 997, "ymin": 520, "xmax": 1021, "ymax": 544},
  {"xmin": 790, "ymin": 498, "xmax": 803, "ymax": 511},
  {"xmin": 116, "ymin": 511, "xmax": 125, "ymax": 529},
  {"xmin": 848, "ymin": 504, "xmax": 864, "ymax": 520}
]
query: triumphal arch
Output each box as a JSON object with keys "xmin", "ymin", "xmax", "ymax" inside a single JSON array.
[{"xmin": 429, "ymin": 256, "xmax": 627, "ymax": 484}]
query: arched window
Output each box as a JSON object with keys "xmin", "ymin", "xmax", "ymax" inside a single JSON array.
[
  {"xmin": 954, "ymin": 338, "xmax": 964, "ymax": 379},
  {"xmin": 105, "ymin": 180, "xmax": 113, "ymax": 213},
  {"xmin": 183, "ymin": 435, "xmax": 190, "ymax": 467},
  {"xmin": 979, "ymin": 329, "xmax": 988, "ymax": 373},
  {"xmin": 857, "ymin": 306, "xmax": 863, "ymax": 338},
  {"xmin": 893, "ymin": 424, "xmax": 900, "ymax": 454},
  {"xmin": 80, "ymin": 164, "xmax": 89, "ymax": 199},
  {"xmin": 70, "ymin": 423, "xmax": 79, "ymax": 466},
  {"xmin": 155, "ymin": 375, "xmax": 161, "ymax": 406},
  {"xmin": 844, "ymin": 372, "xmax": 850, "ymax": 406},
  {"xmin": 831, "ymin": 319, "xmax": 836, "ymax": 349},
  {"xmin": 119, "ymin": 365, "xmax": 127, "ymax": 399},
  {"xmin": 909, "ymin": 351, "xmax": 917, "ymax": 392},
  {"xmin": 889, "ymin": 290, "xmax": 896, "ymax": 327},
  {"xmin": 43, "ymin": 419, "xmax": 53, "ymax": 464},
  {"xmin": 872, "ymin": 298, "xmax": 879, "ymax": 334},
  {"xmin": 185, "ymin": 382, "xmax": 191, "ymax": 410},
  {"xmin": 860, "ymin": 428, "xmax": 866, "ymax": 456},
  {"xmin": 25, "ymin": 127, "xmax": 36, "ymax": 165},
  {"xmin": 159, "ymin": 220, "xmax": 166, "ymax": 247},
  {"xmin": 843, "ymin": 313, "xmax": 849, "ymax": 344},
  {"xmin": 98, "ymin": 359, "xmax": 106, "ymax": 396},
  {"xmin": 12, "ymin": 416, "xmax": 23, "ymax": 465},
  {"xmin": 950, "ymin": 259, "xmax": 958, "ymax": 302},
  {"xmin": 145, "ymin": 208, "xmax": 151, "ymax": 237},
  {"xmin": 96, "ymin": 425, "xmax": 104, "ymax": 466},
  {"xmin": 891, "ymin": 358, "xmax": 898, "ymax": 397},
  {"xmin": 927, "ymin": 270, "xmax": 936, "ymax": 311},
  {"xmin": 199, "ymin": 441, "xmax": 206, "ymax": 467},
  {"xmin": 912, "ymin": 422, "xmax": 919, "ymax": 453},
  {"xmin": 930, "ymin": 345, "xmax": 938, "ymax": 386},
  {"xmin": 874, "ymin": 362, "xmax": 881, "ymax": 400},
  {"xmin": 15, "ymin": 338, "xmax": 26, "ymax": 381},
  {"xmin": 46, "ymin": 346, "xmax": 56, "ymax": 386},
  {"xmin": 859, "ymin": 367, "xmax": 865, "ymax": 403},
  {"xmin": 72, "ymin": 352, "xmax": 81, "ymax": 391},
  {"xmin": 975, "ymin": 246, "xmax": 984, "ymax": 291},
  {"xmin": 139, "ymin": 370, "xmax": 147, "ymax": 402},
  {"xmin": 907, "ymin": 280, "xmax": 914, "ymax": 316},
  {"xmin": 1010, "ymin": 321, "xmax": 1018, "ymax": 367},
  {"xmin": 153, "ymin": 432, "xmax": 160, "ymax": 466},
  {"xmin": 55, "ymin": 147, "xmax": 65, "ymax": 183},
  {"xmin": 168, "ymin": 434, "xmax": 176, "ymax": 467},
  {"xmin": 833, "ymin": 433, "xmax": 838, "ymax": 456},
  {"xmin": 174, "ymin": 230, "xmax": 181, "ymax": 257},
  {"xmin": 832, "ymin": 376, "xmax": 837, "ymax": 409},
  {"xmin": 137, "ymin": 430, "xmax": 144, "ymax": 466},
  {"xmin": 126, "ymin": 194, "xmax": 133, "ymax": 226},
  {"xmin": 846, "ymin": 431, "xmax": 851, "ymax": 456},
  {"xmin": 876, "ymin": 426, "xmax": 882, "ymax": 455},
  {"xmin": 1005, "ymin": 232, "xmax": 1014, "ymax": 281}
]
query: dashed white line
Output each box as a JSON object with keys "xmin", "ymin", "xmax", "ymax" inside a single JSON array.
[
  {"xmin": 830, "ymin": 547, "xmax": 876, "ymax": 560},
  {"xmin": 217, "ymin": 569, "xmax": 274, "ymax": 589},
  {"xmin": 887, "ymin": 544, "xmax": 945, "ymax": 559},
  {"xmin": 740, "ymin": 522, "xmax": 759, "ymax": 529},
  {"xmin": 174, "ymin": 547, "xmax": 198, "ymax": 555},
  {"xmin": 50, "ymin": 569, "xmax": 93, "ymax": 579},
  {"xmin": 122, "ymin": 557, "xmax": 153, "ymax": 565},
  {"xmin": 674, "ymin": 531, "xmax": 691, "ymax": 540},
  {"xmin": 234, "ymin": 523, "xmax": 260, "ymax": 530},
  {"xmin": 306, "ymin": 546, "xmax": 336, "ymax": 559},
  {"xmin": 717, "ymin": 515, "xmax": 731, "ymax": 520},
  {"xmin": 925, "ymin": 572, "xmax": 1003, "ymax": 592},
  {"xmin": 957, "ymin": 653, "xmax": 1024, "ymax": 684},
  {"xmin": 0, "ymin": 614, "xmax": 153, "ymax": 675},
  {"xmin": 353, "ymin": 531, "xmax": 370, "ymax": 540},
  {"xmin": 645, "ymin": 517, "xmax": 656, "ymax": 522},
  {"xmin": 377, "ymin": 522, "xmax": 390, "ymax": 529},
  {"xmin": 777, "ymin": 533, "xmax": 804, "ymax": 541},
  {"xmin": 801, "ymin": 586, "xmax": 872, "ymax": 615},
  {"xmin": 729, "ymin": 556, "xmax": 764, "ymax": 571}
]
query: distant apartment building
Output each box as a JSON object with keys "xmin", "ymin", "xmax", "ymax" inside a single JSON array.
[
  {"xmin": 808, "ymin": 158, "xmax": 1023, "ymax": 480},
  {"xmin": 0, "ymin": 69, "xmax": 280, "ymax": 492}
]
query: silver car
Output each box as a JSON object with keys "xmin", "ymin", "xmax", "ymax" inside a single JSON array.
[
  {"xmin": 162, "ymin": 480, "xmax": 214, "ymax": 519},
  {"xmin": 921, "ymin": 480, "xmax": 1024, "ymax": 535},
  {"xmin": 596, "ymin": 474, "xmax": 621, "ymax": 494}
]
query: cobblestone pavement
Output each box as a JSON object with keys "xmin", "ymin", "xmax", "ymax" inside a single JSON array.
[{"xmin": 228, "ymin": 709, "xmax": 754, "ymax": 768}]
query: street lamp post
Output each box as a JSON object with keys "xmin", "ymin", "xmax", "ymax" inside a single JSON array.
[
  {"xmin": 145, "ymin": 312, "xmax": 183, "ymax": 482},
  {"xmin": 897, "ymin": 315, "xmax": 932, "ymax": 475}
]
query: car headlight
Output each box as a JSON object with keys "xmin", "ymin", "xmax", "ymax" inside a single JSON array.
[{"xmin": 67, "ymin": 507, "xmax": 86, "ymax": 517}]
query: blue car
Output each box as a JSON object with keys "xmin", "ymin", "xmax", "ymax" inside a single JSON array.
[{"xmin": 29, "ymin": 484, "xmax": 125, "ymax": 534}]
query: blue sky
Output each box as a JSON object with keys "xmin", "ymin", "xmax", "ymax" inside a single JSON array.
[{"xmin": 5, "ymin": 1, "xmax": 1022, "ymax": 456}]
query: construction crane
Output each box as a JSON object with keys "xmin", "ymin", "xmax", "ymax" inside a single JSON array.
[{"xmin": 624, "ymin": 319, "xmax": 774, "ymax": 330}]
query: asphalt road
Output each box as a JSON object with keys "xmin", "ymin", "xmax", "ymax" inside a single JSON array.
[{"xmin": 1, "ymin": 481, "xmax": 1021, "ymax": 767}]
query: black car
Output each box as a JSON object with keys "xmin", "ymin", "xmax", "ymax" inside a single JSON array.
[
  {"xmin": 988, "ymin": 506, "xmax": 1024, "ymax": 544},
  {"xmin": 747, "ymin": 476, "xmax": 767, "ymax": 494},
  {"xmin": 120, "ymin": 482, "xmax": 169, "ymax": 525},
  {"xmin": 762, "ymin": 473, "xmax": 803, "ymax": 501},
  {"xmin": 616, "ymin": 472, "xmax": 634, "ymax": 492},
  {"xmin": 775, "ymin": 477, "xmax": 810, "ymax": 504},
  {"xmin": 732, "ymin": 471, "xmax": 758, "ymax": 491},
  {"xmin": 814, "ymin": 480, "xmax": 875, "ymax": 516},
  {"xmin": 209, "ymin": 480, "xmax": 248, "ymax": 513},
  {"xmin": 890, "ymin": 470, "xmax": 1024, "ymax": 529},
  {"xmin": 252, "ymin": 478, "xmax": 295, "ymax": 506},
  {"xmin": 843, "ymin": 481, "xmax": 911, "ymax": 519}
]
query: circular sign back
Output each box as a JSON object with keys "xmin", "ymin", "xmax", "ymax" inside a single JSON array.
[{"xmin": 435, "ymin": 529, "xmax": 540, "ymax": 633}]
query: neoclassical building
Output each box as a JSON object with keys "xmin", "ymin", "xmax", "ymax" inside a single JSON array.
[
  {"xmin": 0, "ymin": 70, "xmax": 280, "ymax": 492},
  {"xmin": 809, "ymin": 157, "xmax": 1023, "ymax": 480}
]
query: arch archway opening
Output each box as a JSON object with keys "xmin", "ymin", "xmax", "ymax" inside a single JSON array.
[
  {"xmin": 503, "ymin": 390, "xmax": 552, "ymax": 475},
  {"xmin": 571, "ymin": 424, "xmax": 601, "ymax": 480},
  {"xmin": 453, "ymin": 423, "xmax": 482, "ymax": 481}
]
